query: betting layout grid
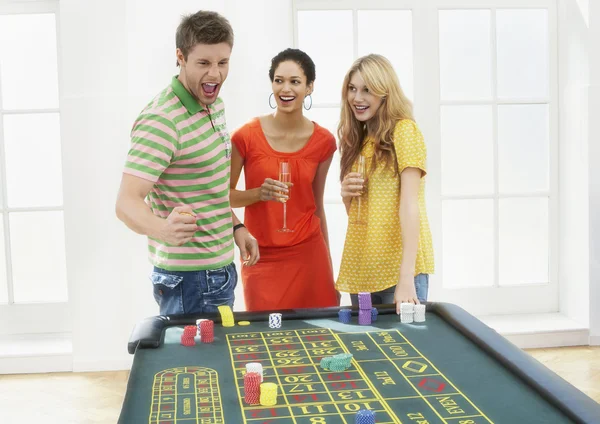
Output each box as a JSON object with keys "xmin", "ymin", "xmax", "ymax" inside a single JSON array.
[
  {"xmin": 149, "ymin": 366, "xmax": 224, "ymax": 424},
  {"xmin": 227, "ymin": 326, "xmax": 493, "ymax": 424}
]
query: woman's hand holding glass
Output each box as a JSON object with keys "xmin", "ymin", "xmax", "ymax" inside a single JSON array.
[
  {"xmin": 259, "ymin": 178, "xmax": 290, "ymax": 202},
  {"xmin": 341, "ymin": 173, "xmax": 364, "ymax": 200}
]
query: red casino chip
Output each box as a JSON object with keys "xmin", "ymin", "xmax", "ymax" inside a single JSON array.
[
  {"xmin": 200, "ymin": 320, "xmax": 214, "ymax": 343},
  {"xmin": 183, "ymin": 325, "xmax": 197, "ymax": 336},
  {"xmin": 200, "ymin": 320, "xmax": 214, "ymax": 332},
  {"xmin": 244, "ymin": 372, "xmax": 261, "ymax": 395},
  {"xmin": 180, "ymin": 336, "xmax": 195, "ymax": 347},
  {"xmin": 244, "ymin": 393, "xmax": 260, "ymax": 405}
]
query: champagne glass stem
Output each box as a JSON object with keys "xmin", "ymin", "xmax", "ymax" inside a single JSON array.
[{"xmin": 283, "ymin": 203, "xmax": 287, "ymax": 230}]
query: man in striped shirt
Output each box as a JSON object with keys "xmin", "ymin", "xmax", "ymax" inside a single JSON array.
[{"xmin": 116, "ymin": 11, "xmax": 259, "ymax": 315}]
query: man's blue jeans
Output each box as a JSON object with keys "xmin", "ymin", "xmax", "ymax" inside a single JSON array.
[{"xmin": 149, "ymin": 263, "xmax": 237, "ymax": 315}]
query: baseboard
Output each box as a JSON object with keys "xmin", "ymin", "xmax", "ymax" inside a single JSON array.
[
  {"xmin": 479, "ymin": 312, "xmax": 590, "ymax": 349},
  {"xmin": 506, "ymin": 329, "xmax": 590, "ymax": 349},
  {"xmin": 0, "ymin": 354, "xmax": 134, "ymax": 374},
  {"xmin": 590, "ymin": 335, "xmax": 600, "ymax": 346},
  {"xmin": 0, "ymin": 332, "xmax": 73, "ymax": 374},
  {"xmin": 0, "ymin": 354, "xmax": 73, "ymax": 374},
  {"xmin": 72, "ymin": 355, "xmax": 133, "ymax": 372}
]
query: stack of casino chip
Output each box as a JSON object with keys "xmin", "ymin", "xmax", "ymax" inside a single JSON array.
[
  {"xmin": 195, "ymin": 318, "xmax": 208, "ymax": 337},
  {"xmin": 338, "ymin": 309, "xmax": 352, "ymax": 324},
  {"xmin": 243, "ymin": 372, "xmax": 261, "ymax": 405},
  {"xmin": 320, "ymin": 353, "xmax": 353, "ymax": 372},
  {"xmin": 319, "ymin": 356, "xmax": 333, "ymax": 370},
  {"xmin": 180, "ymin": 325, "xmax": 197, "ymax": 347},
  {"xmin": 371, "ymin": 307, "xmax": 379, "ymax": 322},
  {"xmin": 200, "ymin": 319, "xmax": 214, "ymax": 343},
  {"xmin": 218, "ymin": 305, "xmax": 235, "ymax": 327},
  {"xmin": 414, "ymin": 304, "xmax": 426, "ymax": 322},
  {"xmin": 400, "ymin": 303, "xmax": 414, "ymax": 323},
  {"xmin": 259, "ymin": 382, "xmax": 278, "ymax": 406},
  {"xmin": 245, "ymin": 362, "xmax": 264, "ymax": 382},
  {"xmin": 355, "ymin": 409, "xmax": 376, "ymax": 424},
  {"xmin": 329, "ymin": 353, "xmax": 353, "ymax": 372},
  {"xmin": 268, "ymin": 313, "xmax": 282, "ymax": 329},
  {"xmin": 358, "ymin": 292, "xmax": 372, "ymax": 325}
]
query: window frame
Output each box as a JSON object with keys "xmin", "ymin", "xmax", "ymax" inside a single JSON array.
[
  {"xmin": 0, "ymin": 0, "xmax": 69, "ymax": 334},
  {"xmin": 293, "ymin": 0, "xmax": 559, "ymax": 315}
]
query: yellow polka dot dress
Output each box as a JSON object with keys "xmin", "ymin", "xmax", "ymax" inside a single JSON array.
[{"xmin": 336, "ymin": 119, "xmax": 435, "ymax": 294}]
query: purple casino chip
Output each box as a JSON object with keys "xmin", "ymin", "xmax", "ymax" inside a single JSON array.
[
  {"xmin": 358, "ymin": 309, "xmax": 372, "ymax": 325},
  {"xmin": 358, "ymin": 292, "xmax": 372, "ymax": 310}
]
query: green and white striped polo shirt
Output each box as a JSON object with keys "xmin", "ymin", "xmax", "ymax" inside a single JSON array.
[{"xmin": 124, "ymin": 76, "xmax": 234, "ymax": 271}]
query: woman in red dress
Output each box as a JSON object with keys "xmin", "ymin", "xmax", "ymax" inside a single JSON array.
[{"xmin": 230, "ymin": 49, "xmax": 338, "ymax": 311}]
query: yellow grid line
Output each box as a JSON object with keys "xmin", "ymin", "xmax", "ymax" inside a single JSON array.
[
  {"xmin": 241, "ymin": 391, "xmax": 464, "ymax": 409},
  {"xmin": 174, "ymin": 372, "xmax": 179, "ymax": 423},
  {"xmin": 366, "ymin": 332, "xmax": 448, "ymax": 423},
  {"xmin": 388, "ymin": 330, "xmax": 494, "ymax": 423},
  {"xmin": 233, "ymin": 367, "xmax": 434, "ymax": 382},
  {"xmin": 235, "ymin": 379, "xmax": 368, "ymax": 390},
  {"xmin": 150, "ymin": 367, "xmax": 226, "ymax": 423},
  {"xmin": 227, "ymin": 337, "xmax": 249, "ymax": 424},
  {"xmin": 445, "ymin": 415, "xmax": 488, "ymax": 421},
  {"xmin": 331, "ymin": 332, "xmax": 403, "ymax": 424},
  {"xmin": 243, "ymin": 411, "xmax": 393, "ymax": 422},
  {"xmin": 293, "ymin": 329, "xmax": 349, "ymax": 424},
  {"xmin": 232, "ymin": 356, "xmax": 425, "ymax": 368},
  {"xmin": 153, "ymin": 371, "xmax": 163, "ymax": 424},
  {"xmin": 209, "ymin": 369, "xmax": 215, "ymax": 421},
  {"xmin": 227, "ymin": 327, "xmax": 494, "ymax": 424},
  {"xmin": 212, "ymin": 368, "xmax": 225, "ymax": 424},
  {"xmin": 281, "ymin": 378, "xmax": 363, "ymax": 387},
  {"xmin": 245, "ymin": 414, "xmax": 395, "ymax": 422},
  {"xmin": 260, "ymin": 331, "xmax": 298, "ymax": 424}
]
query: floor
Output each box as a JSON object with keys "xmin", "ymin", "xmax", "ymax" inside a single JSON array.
[{"xmin": 0, "ymin": 346, "xmax": 598, "ymax": 424}]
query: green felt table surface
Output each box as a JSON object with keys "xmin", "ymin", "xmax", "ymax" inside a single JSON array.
[{"xmin": 119, "ymin": 310, "xmax": 577, "ymax": 424}]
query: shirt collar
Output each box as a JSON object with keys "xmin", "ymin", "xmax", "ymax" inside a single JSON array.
[{"xmin": 171, "ymin": 76, "xmax": 211, "ymax": 115}]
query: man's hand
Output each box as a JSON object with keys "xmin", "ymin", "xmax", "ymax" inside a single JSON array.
[
  {"xmin": 234, "ymin": 227, "xmax": 260, "ymax": 266},
  {"xmin": 158, "ymin": 206, "xmax": 198, "ymax": 246}
]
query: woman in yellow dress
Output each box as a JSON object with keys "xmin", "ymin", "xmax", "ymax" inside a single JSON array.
[{"xmin": 336, "ymin": 54, "xmax": 434, "ymax": 314}]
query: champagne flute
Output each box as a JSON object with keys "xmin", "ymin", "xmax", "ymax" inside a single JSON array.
[
  {"xmin": 278, "ymin": 161, "xmax": 294, "ymax": 233},
  {"xmin": 354, "ymin": 155, "xmax": 366, "ymax": 225}
]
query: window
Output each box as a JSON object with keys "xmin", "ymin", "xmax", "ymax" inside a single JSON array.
[
  {"xmin": 295, "ymin": 2, "xmax": 415, "ymax": 281},
  {"xmin": 294, "ymin": 0, "xmax": 557, "ymax": 315},
  {"xmin": 0, "ymin": 1, "xmax": 68, "ymax": 332}
]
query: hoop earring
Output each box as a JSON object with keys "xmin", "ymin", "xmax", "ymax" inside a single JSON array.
[
  {"xmin": 303, "ymin": 94, "xmax": 313, "ymax": 111},
  {"xmin": 268, "ymin": 93, "xmax": 277, "ymax": 109}
]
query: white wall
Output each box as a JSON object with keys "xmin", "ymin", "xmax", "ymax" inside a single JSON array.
[
  {"xmin": 60, "ymin": 0, "xmax": 134, "ymax": 371},
  {"xmin": 588, "ymin": 0, "xmax": 600, "ymax": 345},
  {"xmin": 558, "ymin": 0, "xmax": 590, "ymax": 326},
  {"xmin": 60, "ymin": 0, "xmax": 294, "ymax": 371},
  {"xmin": 58, "ymin": 0, "xmax": 600, "ymax": 371}
]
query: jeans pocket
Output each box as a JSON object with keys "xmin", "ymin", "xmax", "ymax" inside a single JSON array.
[
  {"xmin": 206, "ymin": 265, "xmax": 236, "ymax": 295},
  {"xmin": 204, "ymin": 264, "xmax": 237, "ymax": 309},
  {"xmin": 150, "ymin": 271, "xmax": 184, "ymax": 315}
]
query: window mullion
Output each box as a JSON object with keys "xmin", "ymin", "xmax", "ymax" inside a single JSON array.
[
  {"xmin": 491, "ymin": 7, "xmax": 500, "ymax": 289},
  {"xmin": 352, "ymin": 8, "xmax": 358, "ymax": 61},
  {"xmin": 0, "ymin": 66, "xmax": 14, "ymax": 305}
]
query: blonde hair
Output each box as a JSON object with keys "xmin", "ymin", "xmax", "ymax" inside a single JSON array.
[{"xmin": 338, "ymin": 54, "xmax": 414, "ymax": 181}]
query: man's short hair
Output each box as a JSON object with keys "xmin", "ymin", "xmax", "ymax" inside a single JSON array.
[{"xmin": 176, "ymin": 11, "xmax": 234, "ymax": 66}]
